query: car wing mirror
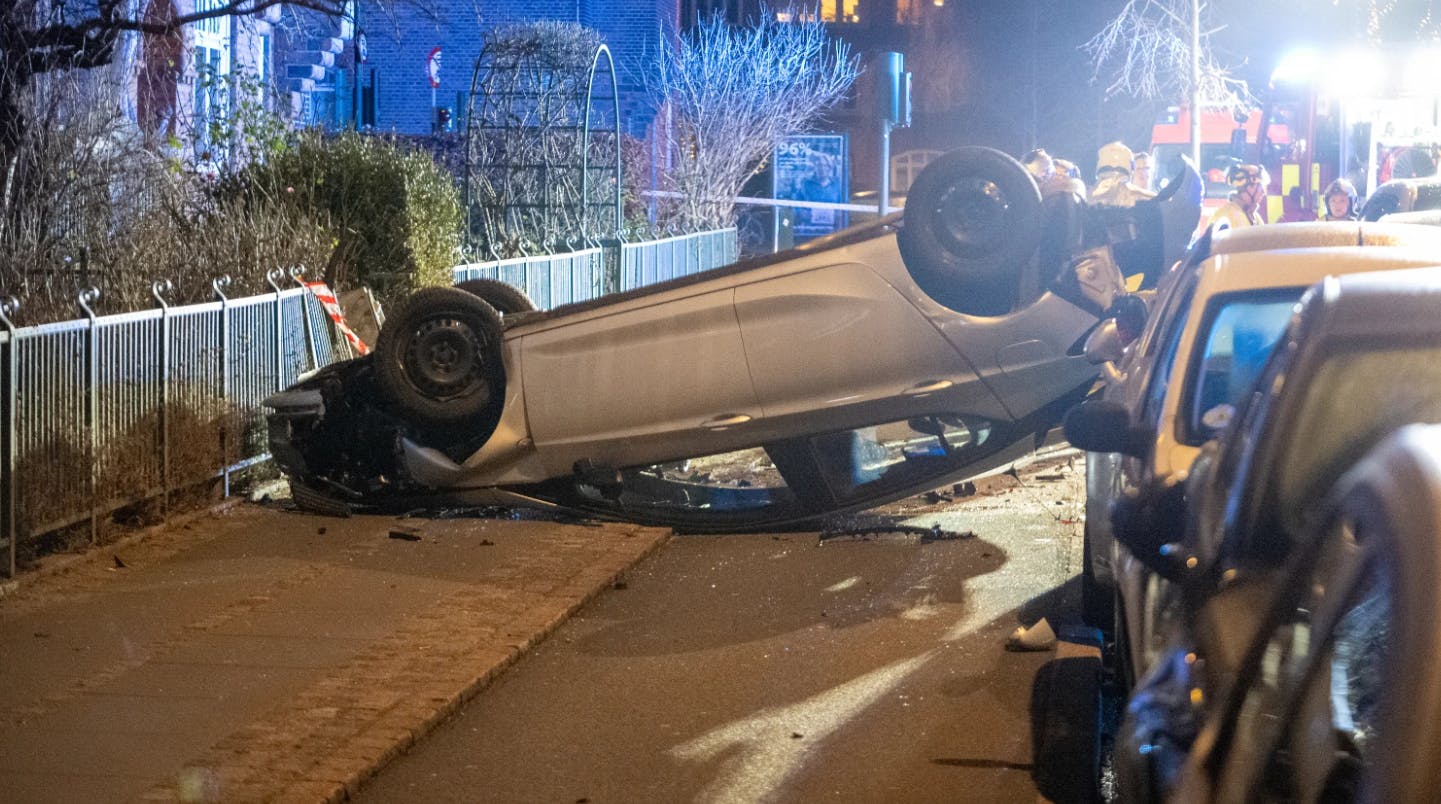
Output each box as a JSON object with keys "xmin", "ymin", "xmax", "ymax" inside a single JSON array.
[
  {"xmin": 1084, "ymin": 319, "xmax": 1126, "ymax": 366},
  {"xmin": 1110, "ymin": 478, "xmax": 1194, "ymax": 585},
  {"xmin": 1063, "ymin": 399, "xmax": 1150, "ymax": 458}
]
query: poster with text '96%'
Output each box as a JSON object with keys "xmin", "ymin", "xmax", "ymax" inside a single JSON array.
[{"xmin": 774, "ymin": 134, "xmax": 848, "ymax": 239}]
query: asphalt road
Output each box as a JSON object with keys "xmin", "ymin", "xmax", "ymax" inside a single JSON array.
[{"xmin": 354, "ymin": 447, "xmax": 1093, "ymax": 803}]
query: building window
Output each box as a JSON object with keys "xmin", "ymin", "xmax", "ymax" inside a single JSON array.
[
  {"xmin": 820, "ymin": 0, "xmax": 859, "ymax": 23},
  {"xmin": 190, "ymin": 0, "xmax": 230, "ymax": 159},
  {"xmin": 193, "ymin": 45, "xmax": 227, "ymax": 157}
]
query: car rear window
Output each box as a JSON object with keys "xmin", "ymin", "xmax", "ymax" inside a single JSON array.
[
  {"xmin": 1182, "ymin": 290, "xmax": 1301, "ymax": 445},
  {"xmin": 1276, "ymin": 342, "xmax": 1441, "ymax": 525}
]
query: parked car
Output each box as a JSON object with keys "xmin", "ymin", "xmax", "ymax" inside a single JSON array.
[
  {"xmin": 1105, "ymin": 267, "xmax": 1441, "ymax": 801},
  {"xmin": 1064, "ymin": 221, "xmax": 1441, "ymax": 685},
  {"xmin": 265, "ymin": 147, "xmax": 1203, "ymax": 532}
]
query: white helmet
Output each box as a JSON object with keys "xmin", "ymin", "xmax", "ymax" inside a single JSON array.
[{"xmin": 1096, "ymin": 141, "xmax": 1134, "ymax": 176}]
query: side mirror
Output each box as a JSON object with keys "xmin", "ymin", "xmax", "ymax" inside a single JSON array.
[
  {"xmin": 1084, "ymin": 319, "xmax": 1126, "ymax": 366},
  {"xmin": 1063, "ymin": 400, "xmax": 1152, "ymax": 458},
  {"xmin": 1110, "ymin": 478, "xmax": 1194, "ymax": 584}
]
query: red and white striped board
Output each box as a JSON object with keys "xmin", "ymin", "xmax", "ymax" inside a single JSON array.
[{"xmin": 297, "ymin": 280, "xmax": 370, "ymax": 355}]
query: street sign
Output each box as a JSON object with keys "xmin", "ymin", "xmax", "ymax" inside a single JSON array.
[{"xmin": 426, "ymin": 46, "xmax": 442, "ymax": 89}]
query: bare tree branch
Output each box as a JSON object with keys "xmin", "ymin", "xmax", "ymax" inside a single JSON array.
[{"xmin": 649, "ymin": 10, "xmax": 859, "ymax": 231}]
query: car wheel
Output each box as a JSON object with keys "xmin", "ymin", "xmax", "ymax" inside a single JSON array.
[
  {"xmin": 897, "ymin": 146, "xmax": 1042, "ymax": 314},
  {"xmin": 373, "ymin": 286, "xmax": 505, "ymax": 430},
  {"xmin": 1082, "ymin": 523, "xmax": 1116, "ymax": 632},
  {"xmin": 455, "ymin": 278, "xmax": 536, "ymax": 316}
]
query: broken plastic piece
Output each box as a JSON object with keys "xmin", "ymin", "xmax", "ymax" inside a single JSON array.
[{"xmin": 1005, "ymin": 617, "xmax": 1057, "ymax": 651}]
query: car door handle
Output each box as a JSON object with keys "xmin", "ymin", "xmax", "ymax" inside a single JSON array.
[
  {"xmin": 701, "ymin": 413, "xmax": 753, "ymax": 429},
  {"xmin": 903, "ymin": 379, "xmax": 954, "ymax": 396}
]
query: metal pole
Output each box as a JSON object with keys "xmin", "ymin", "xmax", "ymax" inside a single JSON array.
[
  {"xmin": 1190, "ymin": 0, "xmax": 1201, "ymax": 168},
  {"xmin": 78, "ymin": 287, "xmax": 100, "ymax": 546},
  {"xmin": 213, "ymin": 277, "xmax": 232, "ymax": 497},
  {"xmin": 152, "ymin": 280, "xmax": 172, "ymax": 516},
  {"xmin": 1, "ymin": 296, "xmax": 19, "ymax": 578},
  {"xmin": 266, "ymin": 268, "xmax": 285, "ymax": 400},
  {"xmin": 879, "ymin": 119, "xmax": 893, "ymax": 215}
]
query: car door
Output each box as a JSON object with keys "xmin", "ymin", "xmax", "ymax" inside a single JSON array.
[
  {"xmin": 733, "ymin": 262, "xmax": 998, "ymax": 426},
  {"xmin": 520, "ymin": 287, "xmax": 761, "ymax": 464},
  {"xmin": 1184, "ymin": 424, "xmax": 1441, "ymax": 802}
]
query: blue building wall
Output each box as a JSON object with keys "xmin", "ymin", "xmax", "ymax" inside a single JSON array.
[{"xmin": 351, "ymin": 0, "xmax": 675, "ymax": 137}]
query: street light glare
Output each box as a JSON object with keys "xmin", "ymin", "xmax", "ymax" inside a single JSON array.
[
  {"xmin": 1271, "ymin": 48, "xmax": 1320, "ymax": 86},
  {"xmin": 1329, "ymin": 50, "xmax": 1385, "ymax": 98}
]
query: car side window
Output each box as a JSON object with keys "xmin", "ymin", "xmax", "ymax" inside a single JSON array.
[
  {"xmin": 1139, "ymin": 291, "xmax": 1194, "ymax": 426},
  {"xmin": 1137, "ymin": 268, "xmax": 1196, "ymax": 361},
  {"xmin": 1181, "ymin": 291, "xmax": 1298, "ymax": 445}
]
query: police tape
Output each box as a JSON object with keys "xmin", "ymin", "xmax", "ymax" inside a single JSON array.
[{"xmin": 296, "ymin": 279, "xmax": 370, "ymax": 355}]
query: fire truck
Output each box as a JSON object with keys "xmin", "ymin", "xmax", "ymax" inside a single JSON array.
[
  {"xmin": 1149, "ymin": 105, "xmax": 1292, "ymax": 221},
  {"xmin": 1149, "ymin": 47, "xmax": 1441, "ymax": 224}
]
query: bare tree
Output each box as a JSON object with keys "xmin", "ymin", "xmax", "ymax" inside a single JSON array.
[
  {"xmin": 650, "ymin": 11, "xmax": 859, "ymax": 231},
  {"xmin": 1083, "ymin": 0, "xmax": 1251, "ymax": 112},
  {"xmin": 1085, "ymin": 0, "xmax": 1440, "ymax": 111}
]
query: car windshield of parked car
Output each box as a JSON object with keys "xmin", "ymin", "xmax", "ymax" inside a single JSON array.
[
  {"xmin": 1275, "ymin": 343, "xmax": 1441, "ymax": 529},
  {"xmin": 1184, "ymin": 292, "xmax": 1299, "ymax": 444}
]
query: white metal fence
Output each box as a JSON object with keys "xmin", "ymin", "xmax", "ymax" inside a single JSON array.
[
  {"xmin": 0, "ymin": 269, "xmax": 356, "ymax": 577},
  {"xmin": 0, "ymin": 230, "xmax": 740, "ymax": 578},
  {"xmin": 452, "ymin": 228, "xmax": 739, "ymax": 307}
]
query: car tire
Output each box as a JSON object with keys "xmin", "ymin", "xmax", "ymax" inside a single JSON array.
[
  {"xmin": 455, "ymin": 278, "xmax": 536, "ymax": 316},
  {"xmin": 1082, "ymin": 525, "xmax": 1115, "ymax": 633},
  {"xmin": 373, "ymin": 286, "xmax": 506, "ymax": 430},
  {"xmin": 897, "ymin": 146, "xmax": 1042, "ymax": 313}
]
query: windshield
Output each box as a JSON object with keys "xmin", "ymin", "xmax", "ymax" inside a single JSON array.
[
  {"xmin": 1184, "ymin": 291, "xmax": 1300, "ymax": 444},
  {"xmin": 523, "ymin": 413, "xmax": 1008, "ymax": 532},
  {"xmin": 1276, "ymin": 343, "xmax": 1441, "ymax": 524}
]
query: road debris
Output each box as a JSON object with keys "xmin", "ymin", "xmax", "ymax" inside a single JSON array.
[
  {"xmin": 817, "ymin": 522, "xmax": 975, "ymax": 543},
  {"xmin": 1005, "ymin": 617, "xmax": 1057, "ymax": 652},
  {"xmin": 388, "ymin": 529, "xmax": 422, "ymax": 542}
]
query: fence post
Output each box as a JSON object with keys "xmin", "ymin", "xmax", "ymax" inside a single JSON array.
[
  {"xmin": 266, "ymin": 268, "xmax": 285, "ymax": 396},
  {"xmin": 289, "ymin": 267, "xmax": 319, "ymax": 373},
  {"xmin": 152, "ymin": 280, "xmax": 173, "ymax": 517},
  {"xmin": 78, "ymin": 287, "xmax": 100, "ymax": 546},
  {"xmin": 213, "ymin": 277, "xmax": 232, "ymax": 498},
  {"xmin": 1, "ymin": 296, "xmax": 18, "ymax": 578}
]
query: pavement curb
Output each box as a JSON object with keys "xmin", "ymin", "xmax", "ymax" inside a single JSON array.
[
  {"xmin": 320, "ymin": 525, "xmax": 673, "ymax": 803},
  {"xmin": 103, "ymin": 520, "xmax": 675, "ymax": 803}
]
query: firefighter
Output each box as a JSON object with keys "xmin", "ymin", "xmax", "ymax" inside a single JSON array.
[
  {"xmin": 1090, "ymin": 141, "xmax": 1156, "ymax": 207},
  {"xmin": 1022, "ymin": 148, "xmax": 1054, "ymax": 184},
  {"xmin": 1022, "ymin": 148, "xmax": 1086, "ymax": 199},
  {"xmin": 1323, "ymin": 178, "xmax": 1360, "ymax": 221},
  {"xmin": 1208, "ymin": 163, "xmax": 1269, "ymax": 230}
]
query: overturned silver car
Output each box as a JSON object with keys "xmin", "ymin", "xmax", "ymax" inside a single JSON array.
[{"xmin": 265, "ymin": 147, "xmax": 1201, "ymax": 531}]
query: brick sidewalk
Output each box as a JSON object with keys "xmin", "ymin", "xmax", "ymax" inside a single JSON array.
[{"xmin": 0, "ymin": 504, "xmax": 670, "ymax": 803}]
